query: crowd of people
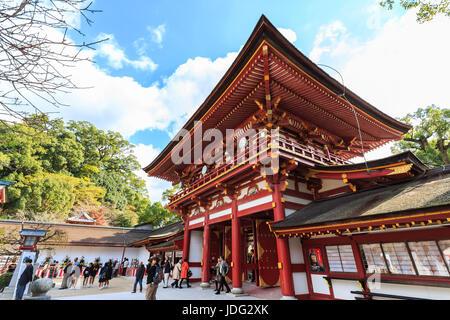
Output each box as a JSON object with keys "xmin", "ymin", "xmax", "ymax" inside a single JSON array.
[
  {"xmin": 13, "ymin": 253, "xmax": 235, "ymax": 300},
  {"xmin": 129, "ymin": 254, "xmax": 233, "ymax": 300},
  {"xmin": 58, "ymin": 257, "xmax": 113, "ymax": 290},
  {"xmin": 131, "ymin": 255, "xmax": 191, "ymax": 300}
]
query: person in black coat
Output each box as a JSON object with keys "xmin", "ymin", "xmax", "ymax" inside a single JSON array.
[
  {"xmin": 105, "ymin": 260, "xmax": 113, "ymax": 288},
  {"xmin": 131, "ymin": 261, "xmax": 146, "ymax": 293},
  {"xmin": 15, "ymin": 258, "xmax": 33, "ymax": 300},
  {"xmin": 145, "ymin": 257, "xmax": 160, "ymax": 300},
  {"xmin": 162, "ymin": 256, "xmax": 171, "ymax": 288}
]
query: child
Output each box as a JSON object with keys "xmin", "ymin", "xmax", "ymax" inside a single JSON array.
[{"xmin": 83, "ymin": 263, "xmax": 92, "ymax": 288}]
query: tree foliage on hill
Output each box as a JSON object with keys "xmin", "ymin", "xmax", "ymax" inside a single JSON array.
[
  {"xmin": 0, "ymin": 117, "xmax": 175, "ymax": 227},
  {"xmin": 380, "ymin": 0, "xmax": 450, "ymax": 23},
  {"xmin": 138, "ymin": 202, "xmax": 181, "ymax": 228},
  {"xmin": 392, "ymin": 105, "xmax": 449, "ymax": 166}
]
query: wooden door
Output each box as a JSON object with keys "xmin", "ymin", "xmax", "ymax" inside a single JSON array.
[{"xmin": 256, "ymin": 219, "xmax": 280, "ymax": 287}]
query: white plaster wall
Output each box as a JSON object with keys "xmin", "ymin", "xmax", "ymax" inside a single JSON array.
[
  {"xmin": 38, "ymin": 245, "xmax": 148, "ymax": 265},
  {"xmin": 286, "ymin": 179, "xmax": 296, "ymax": 190},
  {"xmin": 332, "ymin": 280, "xmax": 364, "ymax": 300},
  {"xmin": 298, "ymin": 183, "xmax": 312, "ymax": 194},
  {"xmin": 321, "ymin": 179, "xmax": 347, "ymax": 192},
  {"xmin": 293, "ymin": 272, "xmax": 309, "ymax": 295},
  {"xmin": 189, "ymin": 230, "xmax": 203, "ymax": 263},
  {"xmin": 238, "ymin": 195, "xmax": 272, "ymax": 211},
  {"xmin": 370, "ymin": 283, "xmax": 450, "ymax": 300},
  {"xmin": 190, "ymin": 267, "xmax": 202, "ymax": 279},
  {"xmin": 289, "ymin": 238, "xmax": 304, "ymax": 264},
  {"xmin": 128, "ymin": 247, "xmax": 150, "ymax": 264},
  {"xmin": 189, "ymin": 217, "xmax": 205, "ymax": 226},
  {"xmin": 283, "ymin": 195, "xmax": 311, "ymax": 205},
  {"xmin": 210, "ymin": 208, "xmax": 232, "ymax": 220},
  {"xmin": 311, "ymin": 274, "xmax": 330, "ymax": 295}
]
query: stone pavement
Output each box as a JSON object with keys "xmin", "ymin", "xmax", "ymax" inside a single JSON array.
[
  {"xmin": 56, "ymin": 284, "xmax": 262, "ymax": 300},
  {"xmin": 50, "ymin": 276, "xmax": 281, "ymax": 300}
]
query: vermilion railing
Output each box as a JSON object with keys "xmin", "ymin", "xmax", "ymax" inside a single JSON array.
[
  {"xmin": 276, "ymin": 135, "xmax": 350, "ymax": 166},
  {"xmin": 169, "ymin": 133, "xmax": 350, "ymax": 203}
]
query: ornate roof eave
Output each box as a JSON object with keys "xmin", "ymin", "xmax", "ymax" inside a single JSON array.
[
  {"xmin": 270, "ymin": 207, "xmax": 450, "ymax": 240},
  {"xmin": 143, "ymin": 15, "xmax": 411, "ymax": 180}
]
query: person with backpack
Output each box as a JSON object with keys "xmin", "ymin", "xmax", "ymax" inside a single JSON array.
[
  {"xmin": 131, "ymin": 261, "xmax": 145, "ymax": 293},
  {"xmin": 83, "ymin": 263, "xmax": 92, "ymax": 288},
  {"xmin": 215, "ymin": 256, "xmax": 231, "ymax": 295},
  {"xmin": 89, "ymin": 261, "xmax": 99, "ymax": 288},
  {"xmin": 179, "ymin": 258, "xmax": 191, "ymax": 289},
  {"xmin": 104, "ymin": 259, "xmax": 113, "ymax": 288},
  {"xmin": 146, "ymin": 257, "xmax": 162, "ymax": 300},
  {"xmin": 98, "ymin": 262, "xmax": 108, "ymax": 290}
]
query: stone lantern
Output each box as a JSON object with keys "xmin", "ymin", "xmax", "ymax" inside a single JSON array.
[{"xmin": 1, "ymin": 228, "xmax": 48, "ymax": 299}]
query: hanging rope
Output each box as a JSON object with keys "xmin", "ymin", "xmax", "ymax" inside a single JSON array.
[{"xmin": 317, "ymin": 63, "xmax": 370, "ymax": 173}]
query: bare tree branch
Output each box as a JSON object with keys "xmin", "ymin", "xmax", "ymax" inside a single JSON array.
[{"xmin": 0, "ymin": 0, "xmax": 104, "ymax": 133}]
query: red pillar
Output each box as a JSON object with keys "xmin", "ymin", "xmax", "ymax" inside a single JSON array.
[
  {"xmin": 273, "ymin": 182, "xmax": 296, "ymax": 299},
  {"xmin": 182, "ymin": 219, "xmax": 190, "ymax": 261},
  {"xmin": 231, "ymin": 196, "xmax": 243, "ymax": 294},
  {"xmin": 201, "ymin": 213, "xmax": 211, "ymax": 288}
]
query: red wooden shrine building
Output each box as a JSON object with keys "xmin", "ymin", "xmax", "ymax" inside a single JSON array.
[{"xmin": 143, "ymin": 16, "xmax": 450, "ymax": 299}]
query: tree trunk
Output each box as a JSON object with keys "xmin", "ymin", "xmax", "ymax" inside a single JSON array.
[{"xmin": 437, "ymin": 139, "xmax": 449, "ymax": 165}]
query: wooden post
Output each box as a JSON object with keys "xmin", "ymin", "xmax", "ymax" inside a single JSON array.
[
  {"xmin": 273, "ymin": 182, "xmax": 296, "ymax": 299},
  {"xmin": 201, "ymin": 212, "xmax": 211, "ymax": 288},
  {"xmin": 231, "ymin": 196, "xmax": 244, "ymax": 294},
  {"xmin": 182, "ymin": 217, "xmax": 190, "ymax": 262}
]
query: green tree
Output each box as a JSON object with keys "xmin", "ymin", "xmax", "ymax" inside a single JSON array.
[
  {"xmin": 66, "ymin": 121, "xmax": 141, "ymax": 177},
  {"xmin": 7, "ymin": 173, "xmax": 76, "ymax": 220},
  {"xmin": 5, "ymin": 173, "xmax": 106, "ymax": 221},
  {"xmin": 0, "ymin": 117, "xmax": 150, "ymax": 226},
  {"xmin": 111, "ymin": 209, "xmax": 139, "ymax": 228},
  {"xmin": 138, "ymin": 202, "xmax": 181, "ymax": 227},
  {"xmin": 380, "ymin": 1, "xmax": 450, "ymax": 23},
  {"xmin": 162, "ymin": 184, "xmax": 180, "ymax": 202},
  {"xmin": 91, "ymin": 171, "xmax": 128, "ymax": 210},
  {"xmin": 392, "ymin": 105, "xmax": 449, "ymax": 166}
]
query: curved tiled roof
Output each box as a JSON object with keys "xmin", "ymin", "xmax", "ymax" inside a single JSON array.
[
  {"xmin": 0, "ymin": 220, "xmax": 154, "ymax": 247},
  {"xmin": 272, "ymin": 165, "xmax": 450, "ymax": 230}
]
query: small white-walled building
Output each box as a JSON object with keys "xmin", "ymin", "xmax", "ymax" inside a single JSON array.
[{"xmin": 0, "ymin": 220, "xmax": 153, "ymax": 268}]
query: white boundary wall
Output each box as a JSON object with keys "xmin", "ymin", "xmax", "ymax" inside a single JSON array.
[{"xmin": 38, "ymin": 246, "xmax": 149, "ymax": 265}]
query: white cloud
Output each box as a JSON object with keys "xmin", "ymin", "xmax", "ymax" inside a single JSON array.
[
  {"xmin": 132, "ymin": 143, "xmax": 172, "ymax": 203},
  {"xmin": 147, "ymin": 24, "xmax": 166, "ymax": 46},
  {"xmin": 95, "ymin": 33, "xmax": 158, "ymax": 71},
  {"xmin": 341, "ymin": 11, "xmax": 450, "ymax": 119},
  {"xmin": 309, "ymin": 21, "xmax": 350, "ymax": 63},
  {"xmin": 311, "ymin": 10, "xmax": 450, "ymax": 162},
  {"xmin": 50, "ymin": 42, "xmax": 239, "ymax": 201},
  {"xmin": 278, "ymin": 28, "xmax": 297, "ymax": 43}
]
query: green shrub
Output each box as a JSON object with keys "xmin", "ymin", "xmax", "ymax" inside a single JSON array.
[{"xmin": 0, "ymin": 273, "xmax": 13, "ymax": 292}]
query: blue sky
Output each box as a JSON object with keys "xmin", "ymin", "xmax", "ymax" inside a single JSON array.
[
  {"xmin": 73, "ymin": 0, "xmax": 401, "ymax": 150},
  {"xmin": 56, "ymin": 0, "xmax": 449, "ymax": 202}
]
